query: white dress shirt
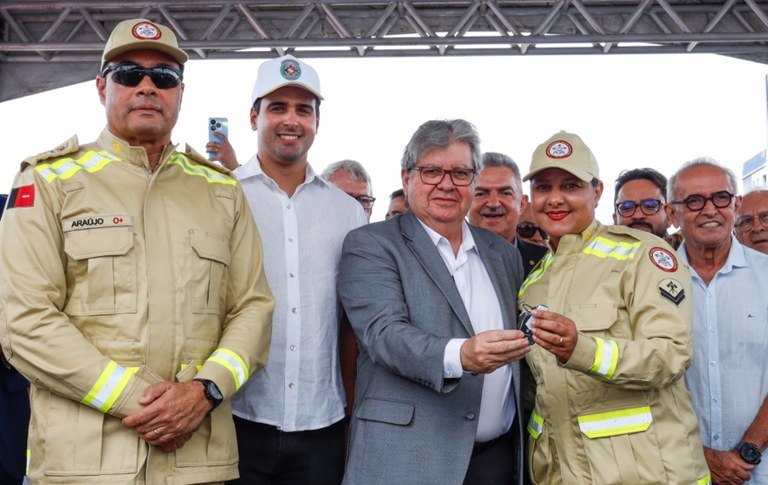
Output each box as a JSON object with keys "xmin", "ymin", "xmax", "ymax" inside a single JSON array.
[
  {"xmin": 419, "ymin": 220, "xmax": 516, "ymax": 442},
  {"xmin": 681, "ymin": 237, "xmax": 768, "ymax": 484},
  {"xmin": 230, "ymin": 156, "xmax": 367, "ymax": 431}
]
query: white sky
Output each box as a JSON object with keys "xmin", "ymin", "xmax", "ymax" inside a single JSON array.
[{"xmin": 1, "ymin": 53, "xmax": 766, "ymax": 222}]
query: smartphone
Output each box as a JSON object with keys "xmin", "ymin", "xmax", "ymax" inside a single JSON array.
[{"xmin": 208, "ymin": 117, "xmax": 228, "ymax": 159}]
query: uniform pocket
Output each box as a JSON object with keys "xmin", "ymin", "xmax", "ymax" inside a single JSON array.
[
  {"xmin": 568, "ymin": 304, "xmax": 618, "ymax": 332},
  {"xmin": 189, "ymin": 230, "xmax": 230, "ymax": 315},
  {"xmin": 43, "ymin": 394, "xmax": 142, "ymax": 476},
  {"xmin": 64, "ymin": 229, "xmax": 137, "ymax": 316},
  {"xmin": 577, "ymin": 404, "xmax": 665, "ymax": 484},
  {"xmin": 175, "ymin": 401, "xmax": 238, "ymax": 467}
]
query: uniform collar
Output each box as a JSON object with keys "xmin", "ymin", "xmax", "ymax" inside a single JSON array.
[
  {"xmin": 552, "ymin": 219, "xmax": 601, "ymax": 254},
  {"xmin": 96, "ymin": 128, "xmax": 177, "ymax": 171}
]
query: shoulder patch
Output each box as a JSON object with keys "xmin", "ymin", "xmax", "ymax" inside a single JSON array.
[
  {"xmin": 648, "ymin": 246, "xmax": 678, "ymax": 272},
  {"xmin": 658, "ymin": 278, "xmax": 685, "ymax": 306},
  {"xmin": 22, "ymin": 135, "xmax": 80, "ymax": 168}
]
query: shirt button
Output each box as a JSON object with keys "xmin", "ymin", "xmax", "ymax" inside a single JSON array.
[
  {"xmin": 709, "ymin": 326, "xmax": 714, "ymax": 332},
  {"xmin": 713, "ymin": 434, "xmax": 719, "ymax": 440},
  {"xmin": 288, "ymin": 236, "xmax": 295, "ymax": 242},
  {"xmin": 291, "ymin": 307, "xmax": 298, "ymax": 314},
  {"xmin": 290, "ymin": 345, "xmax": 296, "ymax": 351},
  {"xmin": 289, "ymin": 272, "xmax": 296, "ymax": 278},
  {"xmin": 288, "ymin": 382, "xmax": 295, "ymax": 389},
  {"xmin": 464, "ymin": 413, "xmax": 476, "ymax": 421},
  {"xmin": 713, "ymin": 397, "xmax": 719, "ymax": 403},
  {"xmin": 710, "ymin": 360, "xmax": 716, "ymax": 366},
  {"xmin": 287, "ymin": 203, "xmax": 292, "ymax": 209}
]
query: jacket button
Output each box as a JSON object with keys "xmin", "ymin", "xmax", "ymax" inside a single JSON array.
[{"xmin": 464, "ymin": 413, "xmax": 476, "ymax": 420}]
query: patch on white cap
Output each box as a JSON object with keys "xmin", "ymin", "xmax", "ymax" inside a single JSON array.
[
  {"xmin": 281, "ymin": 59, "xmax": 301, "ymax": 80},
  {"xmin": 132, "ymin": 21, "xmax": 161, "ymax": 40},
  {"xmin": 649, "ymin": 247, "xmax": 678, "ymax": 272},
  {"xmin": 546, "ymin": 140, "xmax": 572, "ymax": 159}
]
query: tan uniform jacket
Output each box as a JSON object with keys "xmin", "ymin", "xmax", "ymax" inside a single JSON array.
[
  {"xmin": 518, "ymin": 220, "xmax": 710, "ymax": 485},
  {"xmin": 0, "ymin": 129, "xmax": 274, "ymax": 484}
]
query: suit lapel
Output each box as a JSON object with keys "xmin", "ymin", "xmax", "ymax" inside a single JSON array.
[
  {"xmin": 399, "ymin": 212, "xmax": 474, "ymax": 336},
  {"xmin": 472, "ymin": 227, "xmax": 515, "ymax": 330}
]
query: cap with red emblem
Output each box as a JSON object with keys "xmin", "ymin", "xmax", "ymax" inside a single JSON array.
[
  {"xmin": 524, "ymin": 130, "xmax": 600, "ymax": 183},
  {"xmin": 101, "ymin": 18, "xmax": 188, "ymax": 70}
]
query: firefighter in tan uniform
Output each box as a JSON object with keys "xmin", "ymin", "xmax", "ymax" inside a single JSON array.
[
  {"xmin": 0, "ymin": 19, "xmax": 274, "ymax": 484},
  {"xmin": 517, "ymin": 131, "xmax": 711, "ymax": 484}
]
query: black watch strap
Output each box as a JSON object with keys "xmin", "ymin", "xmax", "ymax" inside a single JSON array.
[
  {"xmin": 194, "ymin": 378, "xmax": 223, "ymax": 412},
  {"xmin": 736, "ymin": 441, "xmax": 763, "ymax": 465}
]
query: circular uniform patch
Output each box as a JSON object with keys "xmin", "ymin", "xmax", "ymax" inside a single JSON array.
[
  {"xmin": 281, "ymin": 59, "xmax": 301, "ymax": 80},
  {"xmin": 132, "ymin": 21, "xmax": 162, "ymax": 40},
  {"xmin": 546, "ymin": 140, "xmax": 572, "ymax": 159},
  {"xmin": 649, "ymin": 246, "xmax": 678, "ymax": 272}
]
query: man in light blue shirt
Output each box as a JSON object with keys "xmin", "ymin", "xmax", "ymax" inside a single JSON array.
[{"xmin": 667, "ymin": 157, "xmax": 768, "ymax": 484}]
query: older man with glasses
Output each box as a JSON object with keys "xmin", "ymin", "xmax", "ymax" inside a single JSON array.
[
  {"xmin": 735, "ymin": 188, "xmax": 768, "ymax": 255},
  {"xmin": 339, "ymin": 119, "xmax": 528, "ymax": 485},
  {"xmin": 321, "ymin": 159, "xmax": 376, "ymax": 222},
  {"xmin": 666, "ymin": 157, "xmax": 768, "ymax": 485}
]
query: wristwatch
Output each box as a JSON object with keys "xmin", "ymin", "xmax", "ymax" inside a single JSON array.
[
  {"xmin": 194, "ymin": 378, "xmax": 223, "ymax": 412},
  {"xmin": 736, "ymin": 441, "xmax": 763, "ymax": 465}
]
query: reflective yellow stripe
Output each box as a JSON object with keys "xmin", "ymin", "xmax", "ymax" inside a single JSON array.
[
  {"xmin": 590, "ymin": 337, "xmax": 619, "ymax": 378},
  {"xmin": 207, "ymin": 348, "xmax": 249, "ymax": 389},
  {"xmin": 168, "ymin": 154, "xmax": 237, "ymax": 186},
  {"xmin": 527, "ymin": 410, "xmax": 543, "ymax": 439},
  {"xmin": 26, "ymin": 448, "xmax": 30, "ymax": 476},
  {"xmin": 578, "ymin": 406, "xmax": 652, "ymax": 438},
  {"xmin": 519, "ymin": 251, "xmax": 554, "ymax": 296},
  {"xmin": 180, "ymin": 363, "xmax": 203, "ymax": 372},
  {"xmin": 82, "ymin": 360, "xmax": 133, "ymax": 412},
  {"xmin": 35, "ymin": 150, "xmax": 119, "ymax": 183},
  {"xmin": 698, "ymin": 474, "xmax": 712, "ymax": 485},
  {"xmin": 582, "ymin": 236, "xmax": 641, "ymax": 261}
]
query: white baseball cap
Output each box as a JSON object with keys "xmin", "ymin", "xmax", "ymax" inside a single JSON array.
[{"xmin": 251, "ymin": 54, "xmax": 323, "ymax": 105}]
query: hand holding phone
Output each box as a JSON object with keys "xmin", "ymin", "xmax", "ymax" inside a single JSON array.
[{"xmin": 207, "ymin": 117, "xmax": 228, "ymax": 160}]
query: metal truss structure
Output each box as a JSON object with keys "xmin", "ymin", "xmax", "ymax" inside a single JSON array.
[{"xmin": 2, "ymin": 0, "xmax": 768, "ymax": 101}]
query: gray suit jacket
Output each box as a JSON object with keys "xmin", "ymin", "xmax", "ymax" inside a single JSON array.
[{"xmin": 338, "ymin": 211, "xmax": 525, "ymax": 485}]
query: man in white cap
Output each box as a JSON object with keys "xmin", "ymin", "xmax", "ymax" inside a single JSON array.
[
  {"xmin": 227, "ymin": 55, "xmax": 366, "ymax": 484},
  {"xmin": 0, "ymin": 18, "xmax": 274, "ymax": 484},
  {"xmin": 517, "ymin": 131, "xmax": 710, "ymax": 484}
]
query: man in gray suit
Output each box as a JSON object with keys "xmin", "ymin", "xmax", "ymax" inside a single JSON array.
[{"xmin": 338, "ymin": 119, "xmax": 529, "ymax": 485}]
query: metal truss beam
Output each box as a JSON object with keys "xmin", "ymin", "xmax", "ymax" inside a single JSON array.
[{"xmin": 2, "ymin": 1, "xmax": 768, "ymax": 101}]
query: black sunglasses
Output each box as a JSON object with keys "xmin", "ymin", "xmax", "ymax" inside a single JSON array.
[
  {"xmin": 101, "ymin": 62, "xmax": 183, "ymax": 89},
  {"xmin": 517, "ymin": 222, "xmax": 548, "ymax": 240}
]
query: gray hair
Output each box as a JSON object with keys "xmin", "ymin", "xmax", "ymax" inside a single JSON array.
[
  {"xmin": 321, "ymin": 159, "xmax": 372, "ymax": 184},
  {"xmin": 667, "ymin": 156, "xmax": 738, "ymax": 202},
  {"xmin": 480, "ymin": 152, "xmax": 523, "ymax": 194},
  {"xmin": 400, "ymin": 119, "xmax": 481, "ymax": 171}
]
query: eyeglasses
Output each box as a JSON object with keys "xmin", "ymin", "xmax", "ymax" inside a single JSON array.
[
  {"xmin": 409, "ymin": 166, "xmax": 476, "ymax": 186},
  {"xmin": 735, "ymin": 211, "xmax": 768, "ymax": 233},
  {"xmin": 517, "ymin": 222, "xmax": 548, "ymax": 240},
  {"xmin": 353, "ymin": 195, "xmax": 376, "ymax": 209},
  {"xmin": 669, "ymin": 191, "xmax": 734, "ymax": 212},
  {"xmin": 615, "ymin": 198, "xmax": 663, "ymax": 217},
  {"xmin": 101, "ymin": 62, "xmax": 183, "ymax": 89}
]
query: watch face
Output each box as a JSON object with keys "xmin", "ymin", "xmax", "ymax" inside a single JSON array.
[{"xmin": 740, "ymin": 443, "xmax": 762, "ymax": 464}]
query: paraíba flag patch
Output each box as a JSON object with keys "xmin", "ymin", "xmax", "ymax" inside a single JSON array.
[{"xmin": 8, "ymin": 184, "xmax": 35, "ymax": 209}]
